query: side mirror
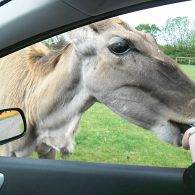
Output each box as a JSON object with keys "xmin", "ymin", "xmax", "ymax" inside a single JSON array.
[{"xmin": 0, "ymin": 108, "xmax": 26, "ymax": 145}]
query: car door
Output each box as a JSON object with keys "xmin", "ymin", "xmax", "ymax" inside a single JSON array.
[{"xmin": 0, "ymin": 0, "xmax": 193, "ymax": 195}]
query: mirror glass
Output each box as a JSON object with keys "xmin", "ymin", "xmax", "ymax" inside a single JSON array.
[{"xmin": 0, "ymin": 109, "xmax": 26, "ymax": 143}]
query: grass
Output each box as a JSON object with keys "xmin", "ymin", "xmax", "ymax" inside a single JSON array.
[
  {"xmin": 180, "ymin": 64, "xmax": 195, "ymax": 80},
  {"xmin": 60, "ymin": 103, "xmax": 191, "ymax": 167},
  {"xmin": 42, "ymin": 64, "xmax": 195, "ymax": 167}
]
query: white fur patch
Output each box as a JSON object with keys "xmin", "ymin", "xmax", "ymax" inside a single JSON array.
[{"xmin": 37, "ymin": 114, "xmax": 81, "ymax": 152}]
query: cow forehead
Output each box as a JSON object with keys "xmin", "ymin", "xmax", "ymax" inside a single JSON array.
[
  {"xmin": 95, "ymin": 18, "xmax": 153, "ymax": 44},
  {"xmin": 94, "ymin": 18, "xmax": 134, "ymax": 32}
]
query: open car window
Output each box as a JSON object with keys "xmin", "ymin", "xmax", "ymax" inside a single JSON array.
[{"xmin": 0, "ymin": 0, "xmax": 194, "ymax": 169}]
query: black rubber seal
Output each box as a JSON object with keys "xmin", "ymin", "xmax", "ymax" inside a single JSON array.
[{"xmin": 0, "ymin": 0, "xmax": 12, "ymax": 7}]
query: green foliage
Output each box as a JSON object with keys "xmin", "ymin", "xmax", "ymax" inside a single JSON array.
[
  {"xmin": 135, "ymin": 17, "xmax": 195, "ymax": 59},
  {"xmin": 161, "ymin": 17, "xmax": 195, "ymax": 59},
  {"xmin": 42, "ymin": 35, "xmax": 67, "ymax": 49},
  {"xmin": 180, "ymin": 65, "xmax": 195, "ymax": 80},
  {"xmin": 162, "ymin": 17, "xmax": 193, "ymax": 48},
  {"xmin": 161, "ymin": 45, "xmax": 195, "ymax": 59},
  {"xmin": 135, "ymin": 23, "xmax": 160, "ymax": 37},
  {"xmin": 159, "ymin": 16, "xmax": 195, "ymax": 59}
]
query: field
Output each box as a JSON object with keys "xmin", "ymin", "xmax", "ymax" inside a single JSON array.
[
  {"xmin": 54, "ymin": 65, "xmax": 195, "ymax": 167},
  {"xmin": 180, "ymin": 65, "xmax": 195, "ymax": 80}
]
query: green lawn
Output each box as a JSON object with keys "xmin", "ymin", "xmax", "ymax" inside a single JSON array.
[
  {"xmin": 55, "ymin": 64, "xmax": 195, "ymax": 167},
  {"xmin": 180, "ymin": 64, "xmax": 195, "ymax": 80}
]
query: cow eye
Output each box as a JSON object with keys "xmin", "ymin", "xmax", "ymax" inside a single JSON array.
[{"xmin": 108, "ymin": 37, "xmax": 138, "ymax": 55}]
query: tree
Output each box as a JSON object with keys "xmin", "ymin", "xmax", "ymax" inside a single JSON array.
[
  {"xmin": 161, "ymin": 17, "xmax": 192, "ymax": 48},
  {"xmin": 135, "ymin": 24, "xmax": 160, "ymax": 37},
  {"xmin": 42, "ymin": 35, "xmax": 68, "ymax": 50},
  {"xmin": 160, "ymin": 17, "xmax": 195, "ymax": 58},
  {"xmin": 189, "ymin": 26, "xmax": 195, "ymax": 49}
]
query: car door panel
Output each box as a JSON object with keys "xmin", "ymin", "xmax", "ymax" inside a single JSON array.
[{"xmin": 0, "ymin": 157, "xmax": 189, "ymax": 195}]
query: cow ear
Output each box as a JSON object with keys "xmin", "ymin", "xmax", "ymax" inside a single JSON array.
[
  {"xmin": 66, "ymin": 25, "xmax": 97, "ymax": 43},
  {"xmin": 89, "ymin": 23, "xmax": 101, "ymax": 33},
  {"xmin": 89, "ymin": 18, "xmax": 134, "ymax": 33},
  {"xmin": 27, "ymin": 43, "xmax": 50, "ymax": 64},
  {"xmin": 89, "ymin": 17, "xmax": 127, "ymax": 33},
  {"xmin": 65, "ymin": 25, "xmax": 99, "ymax": 56},
  {"xmin": 89, "ymin": 19, "xmax": 112, "ymax": 33},
  {"xmin": 27, "ymin": 43, "xmax": 62, "ymax": 75},
  {"xmin": 66, "ymin": 19, "xmax": 113, "ymax": 44}
]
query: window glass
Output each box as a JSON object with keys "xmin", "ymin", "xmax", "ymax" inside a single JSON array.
[{"xmin": 0, "ymin": 1, "xmax": 195, "ymax": 168}]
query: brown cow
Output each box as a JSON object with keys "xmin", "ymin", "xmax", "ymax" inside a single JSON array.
[{"xmin": 0, "ymin": 18, "xmax": 194, "ymax": 159}]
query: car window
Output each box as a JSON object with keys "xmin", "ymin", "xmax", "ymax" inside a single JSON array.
[{"xmin": 0, "ymin": 0, "xmax": 194, "ymax": 168}]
